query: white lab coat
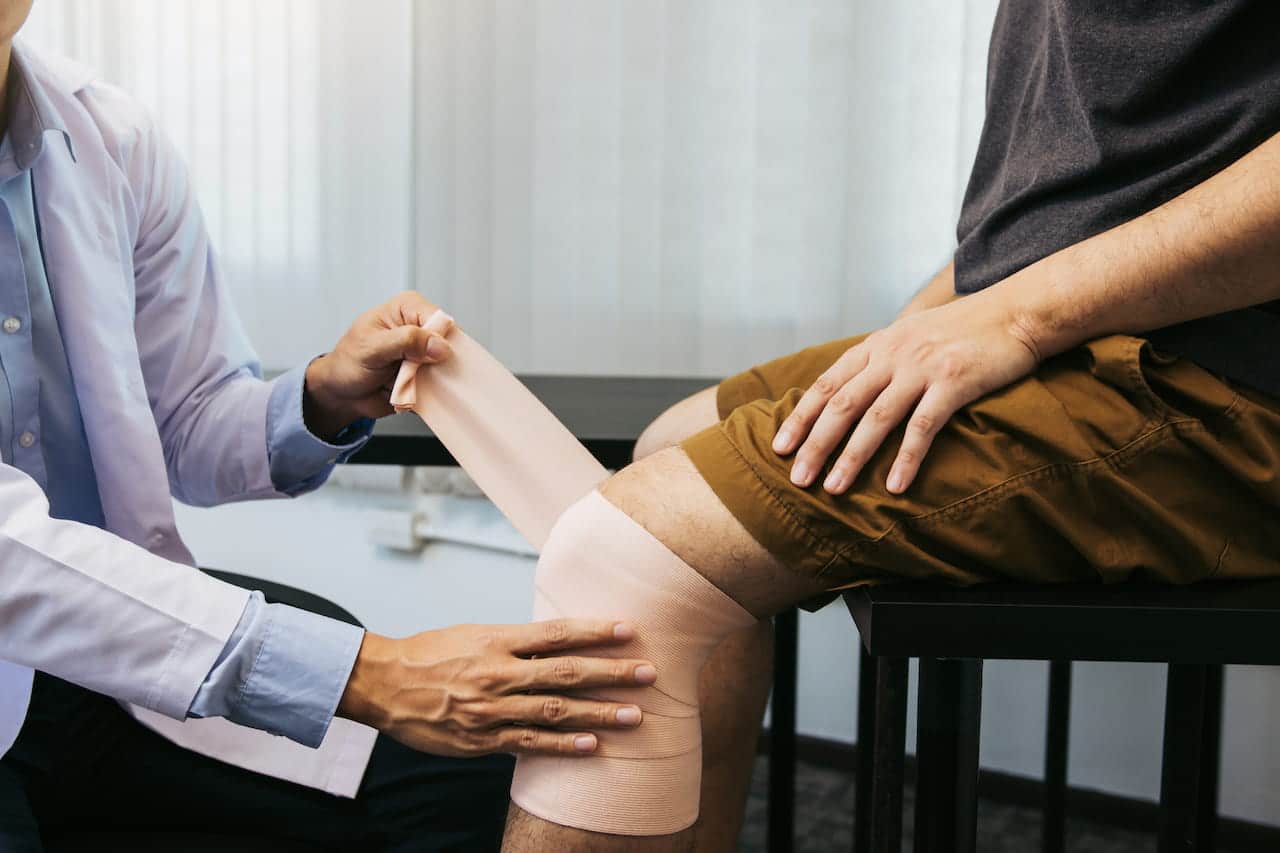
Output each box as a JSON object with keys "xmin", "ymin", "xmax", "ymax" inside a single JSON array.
[{"xmin": 0, "ymin": 44, "xmax": 375, "ymax": 797}]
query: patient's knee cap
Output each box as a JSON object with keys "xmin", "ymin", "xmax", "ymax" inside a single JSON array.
[{"xmin": 509, "ymin": 490, "xmax": 757, "ymax": 836}]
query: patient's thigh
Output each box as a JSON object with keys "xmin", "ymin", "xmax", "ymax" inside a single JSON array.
[{"xmin": 601, "ymin": 446, "xmax": 828, "ymax": 619}]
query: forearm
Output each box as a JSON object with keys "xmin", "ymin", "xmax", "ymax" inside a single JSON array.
[
  {"xmin": 997, "ymin": 130, "xmax": 1280, "ymax": 360},
  {"xmin": 896, "ymin": 262, "xmax": 957, "ymax": 319}
]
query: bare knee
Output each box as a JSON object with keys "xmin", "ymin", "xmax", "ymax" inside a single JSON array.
[{"xmin": 633, "ymin": 385, "xmax": 720, "ymax": 462}]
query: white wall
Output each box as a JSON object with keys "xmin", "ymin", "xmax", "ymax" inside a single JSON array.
[{"xmin": 174, "ymin": 478, "xmax": 1280, "ymax": 828}]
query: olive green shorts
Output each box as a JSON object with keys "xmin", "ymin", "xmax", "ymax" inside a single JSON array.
[{"xmin": 681, "ymin": 333, "xmax": 1280, "ymax": 604}]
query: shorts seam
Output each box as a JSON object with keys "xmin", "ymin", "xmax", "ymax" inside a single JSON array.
[
  {"xmin": 1208, "ymin": 538, "xmax": 1232, "ymax": 580},
  {"xmin": 1220, "ymin": 392, "xmax": 1245, "ymax": 422},
  {"xmin": 826, "ymin": 417, "xmax": 1198, "ymax": 569},
  {"xmin": 715, "ymin": 424, "xmax": 848, "ymax": 570},
  {"xmin": 717, "ymin": 369, "xmax": 774, "ymax": 419}
]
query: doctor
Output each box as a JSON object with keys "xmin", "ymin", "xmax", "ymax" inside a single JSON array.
[{"xmin": 0, "ymin": 4, "xmax": 655, "ymax": 851}]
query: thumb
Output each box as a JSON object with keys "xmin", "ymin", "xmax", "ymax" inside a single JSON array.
[{"xmin": 369, "ymin": 325, "xmax": 452, "ymax": 367}]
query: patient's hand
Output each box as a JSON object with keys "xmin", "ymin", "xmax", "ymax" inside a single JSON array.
[
  {"xmin": 336, "ymin": 619, "xmax": 655, "ymax": 758},
  {"xmin": 772, "ymin": 286, "xmax": 1040, "ymax": 495},
  {"xmin": 304, "ymin": 291, "xmax": 455, "ymax": 440}
]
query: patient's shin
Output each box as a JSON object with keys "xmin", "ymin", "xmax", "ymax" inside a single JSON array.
[{"xmin": 508, "ymin": 490, "xmax": 757, "ymax": 835}]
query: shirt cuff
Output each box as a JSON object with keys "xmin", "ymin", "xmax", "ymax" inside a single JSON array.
[
  {"xmin": 266, "ymin": 362, "xmax": 374, "ymax": 495},
  {"xmin": 188, "ymin": 591, "xmax": 365, "ymax": 748}
]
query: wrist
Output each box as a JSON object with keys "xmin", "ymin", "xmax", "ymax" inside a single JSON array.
[
  {"xmin": 991, "ymin": 254, "xmax": 1096, "ymax": 363},
  {"xmin": 304, "ymin": 355, "xmax": 360, "ymax": 441},
  {"xmin": 337, "ymin": 631, "xmax": 395, "ymax": 728}
]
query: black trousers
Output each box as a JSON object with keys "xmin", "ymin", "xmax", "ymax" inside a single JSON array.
[{"xmin": 0, "ymin": 673, "xmax": 514, "ymax": 852}]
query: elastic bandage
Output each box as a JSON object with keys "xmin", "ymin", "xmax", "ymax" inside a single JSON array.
[
  {"xmin": 392, "ymin": 320, "xmax": 757, "ymax": 836},
  {"xmin": 509, "ymin": 490, "xmax": 756, "ymax": 834}
]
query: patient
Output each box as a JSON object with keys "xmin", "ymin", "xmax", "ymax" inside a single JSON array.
[{"xmin": 493, "ymin": 3, "xmax": 1280, "ymax": 851}]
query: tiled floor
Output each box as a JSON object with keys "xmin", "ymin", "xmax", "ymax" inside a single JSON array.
[{"xmin": 737, "ymin": 758, "xmax": 1232, "ymax": 853}]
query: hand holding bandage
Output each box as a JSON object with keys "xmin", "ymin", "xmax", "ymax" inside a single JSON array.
[
  {"xmin": 389, "ymin": 316, "xmax": 610, "ymax": 549},
  {"xmin": 389, "ymin": 315, "xmax": 757, "ymax": 836},
  {"xmin": 304, "ymin": 293, "xmax": 456, "ymax": 440}
]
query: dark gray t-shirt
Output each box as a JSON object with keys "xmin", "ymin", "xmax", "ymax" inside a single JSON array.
[{"xmin": 955, "ymin": 0, "xmax": 1280, "ymax": 396}]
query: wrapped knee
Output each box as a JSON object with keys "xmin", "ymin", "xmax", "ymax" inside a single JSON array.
[{"xmin": 509, "ymin": 490, "xmax": 757, "ymax": 835}]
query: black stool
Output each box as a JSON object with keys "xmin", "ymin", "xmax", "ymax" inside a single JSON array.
[
  {"xmin": 841, "ymin": 579, "xmax": 1280, "ymax": 853},
  {"xmin": 44, "ymin": 569, "xmax": 362, "ymax": 853}
]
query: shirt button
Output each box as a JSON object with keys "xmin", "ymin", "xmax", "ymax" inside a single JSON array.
[
  {"xmin": 3, "ymin": 317, "xmax": 21, "ymax": 334},
  {"xmin": 18, "ymin": 431, "xmax": 35, "ymax": 448}
]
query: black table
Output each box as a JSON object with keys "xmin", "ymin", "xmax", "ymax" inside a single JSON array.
[{"xmin": 344, "ymin": 375, "xmax": 804, "ymax": 851}]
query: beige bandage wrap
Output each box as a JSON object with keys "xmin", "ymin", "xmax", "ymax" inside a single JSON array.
[
  {"xmin": 390, "ymin": 321, "xmax": 609, "ymax": 548},
  {"xmin": 391, "ymin": 321, "xmax": 757, "ymax": 835},
  {"xmin": 511, "ymin": 490, "xmax": 756, "ymax": 834}
]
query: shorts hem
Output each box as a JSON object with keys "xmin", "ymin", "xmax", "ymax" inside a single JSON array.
[{"xmin": 682, "ymin": 421, "xmax": 849, "ymax": 583}]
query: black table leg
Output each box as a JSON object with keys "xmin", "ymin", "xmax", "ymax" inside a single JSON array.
[
  {"xmin": 871, "ymin": 656, "xmax": 909, "ymax": 853},
  {"xmin": 1042, "ymin": 660, "xmax": 1071, "ymax": 853},
  {"xmin": 855, "ymin": 644, "xmax": 876, "ymax": 853},
  {"xmin": 1194, "ymin": 664, "xmax": 1224, "ymax": 853},
  {"xmin": 769, "ymin": 609, "xmax": 799, "ymax": 853},
  {"xmin": 914, "ymin": 658, "xmax": 982, "ymax": 853},
  {"xmin": 1159, "ymin": 663, "xmax": 1209, "ymax": 853}
]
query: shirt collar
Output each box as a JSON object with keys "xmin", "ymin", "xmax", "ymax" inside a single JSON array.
[{"xmin": 6, "ymin": 45, "xmax": 75, "ymax": 172}]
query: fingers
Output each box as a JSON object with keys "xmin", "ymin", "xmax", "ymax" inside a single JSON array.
[
  {"xmin": 885, "ymin": 386, "xmax": 955, "ymax": 494},
  {"xmin": 387, "ymin": 290, "xmax": 440, "ymax": 328},
  {"xmin": 516, "ymin": 656, "xmax": 658, "ymax": 692},
  {"xmin": 506, "ymin": 618, "xmax": 637, "ymax": 656},
  {"xmin": 494, "ymin": 694, "xmax": 644, "ymax": 730},
  {"xmin": 369, "ymin": 325, "xmax": 452, "ymax": 369},
  {"xmin": 787, "ymin": 368, "xmax": 888, "ymax": 487},
  {"xmin": 822, "ymin": 382, "xmax": 922, "ymax": 494},
  {"xmin": 772, "ymin": 345, "xmax": 869, "ymax": 457},
  {"xmin": 488, "ymin": 727, "xmax": 602, "ymax": 756}
]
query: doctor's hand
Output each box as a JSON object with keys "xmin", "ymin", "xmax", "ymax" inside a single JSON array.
[
  {"xmin": 304, "ymin": 291, "xmax": 455, "ymax": 440},
  {"xmin": 337, "ymin": 620, "xmax": 657, "ymax": 758},
  {"xmin": 772, "ymin": 287, "xmax": 1041, "ymax": 496}
]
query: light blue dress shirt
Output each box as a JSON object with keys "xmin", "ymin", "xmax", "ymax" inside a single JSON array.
[{"xmin": 0, "ymin": 63, "xmax": 372, "ymax": 749}]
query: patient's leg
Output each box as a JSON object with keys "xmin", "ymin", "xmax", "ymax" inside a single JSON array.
[
  {"xmin": 501, "ymin": 448, "xmax": 827, "ymax": 852},
  {"xmin": 634, "ymin": 386, "xmax": 773, "ymax": 853},
  {"xmin": 599, "ymin": 447, "xmax": 829, "ymax": 616},
  {"xmin": 689, "ymin": 620, "xmax": 772, "ymax": 853}
]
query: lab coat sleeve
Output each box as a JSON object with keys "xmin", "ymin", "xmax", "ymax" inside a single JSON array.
[
  {"xmin": 103, "ymin": 85, "xmax": 325, "ymax": 507},
  {"xmin": 264, "ymin": 365, "xmax": 373, "ymax": 497},
  {"xmin": 0, "ymin": 461, "xmax": 250, "ymax": 720}
]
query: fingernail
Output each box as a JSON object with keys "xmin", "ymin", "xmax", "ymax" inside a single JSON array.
[
  {"xmin": 824, "ymin": 469, "xmax": 846, "ymax": 493},
  {"xmin": 887, "ymin": 471, "xmax": 905, "ymax": 493},
  {"xmin": 772, "ymin": 428, "xmax": 792, "ymax": 453},
  {"xmin": 790, "ymin": 463, "xmax": 812, "ymax": 486},
  {"xmin": 617, "ymin": 707, "xmax": 642, "ymax": 726},
  {"xmin": 613, "ymin": 622, "xmax": 635, "ymax": 641},
  {"xmin": 425, "ymin": 336, "xmax": 448, "ymax": 360},
  {"xmin": 574, "ymin": 735, "xmax": 597, "ymax": 752},
  {"xmin": 634, "ymin": 664, "xmax": 657, "ymax": 684}
]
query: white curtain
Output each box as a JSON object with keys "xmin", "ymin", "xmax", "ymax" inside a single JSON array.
[{"xmin": 21, "ymin": 0, "xmax": 997, "ymax": 377}]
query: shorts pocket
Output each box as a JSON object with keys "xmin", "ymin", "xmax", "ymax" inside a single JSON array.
[{"xmin": 1085, "ymin": 335, "xmax": 1239, "ymax": 428}]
